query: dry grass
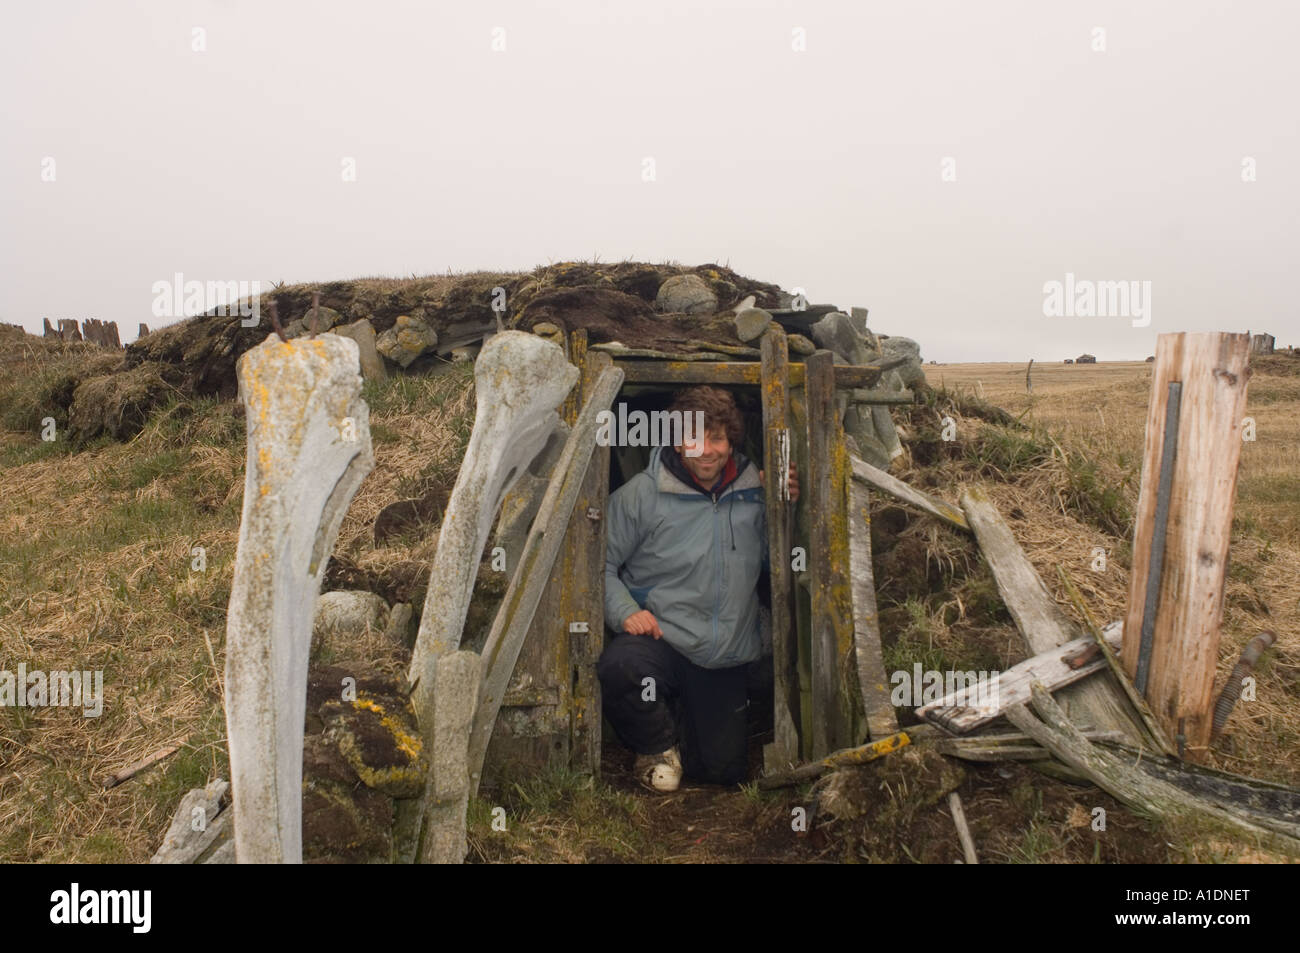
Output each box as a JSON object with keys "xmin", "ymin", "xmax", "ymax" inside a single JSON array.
[
  {"xmin": 923, "ymin": 359, "xmax": 1300, "ymax": 787},
  {"xmin": 0, "ymin": 340, "xmax": 478, "ymax": 861}
]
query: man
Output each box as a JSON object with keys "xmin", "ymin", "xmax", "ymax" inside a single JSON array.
[{"xmin": 597, "ymin": 385, "xmax": 798, "ymax": 792}]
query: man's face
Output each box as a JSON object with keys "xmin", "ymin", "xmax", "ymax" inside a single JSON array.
[{"xmin": 677, "ymin": 426, "xmax": 731, "ymax": 486}]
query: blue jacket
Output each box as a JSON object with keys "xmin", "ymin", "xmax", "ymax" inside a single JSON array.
[{"xmin": 603, "ymin": 445, "xmax": 768, "ymax": 669}]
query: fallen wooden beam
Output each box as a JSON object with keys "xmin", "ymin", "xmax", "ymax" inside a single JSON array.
[
  {"xmin": 960, "ymin": 486, "xmax": 1146, "ymax": 746},
  {"xmin": 933, "ymin": 729, "xmax": 1123, "ymax": 762},
  {"xmin": 916, "ymin": 627, "xmax": 1123, "ymax": 733},
  {"xmin": 851, "ymin": 456, "xmax": 969, "ymax": 533},
  {"xmin": 103, "ymin": 741, "xmax": 185, "ymax": 790},
  {"xmin": 1006, "ymin": 682, "xmax": 1300, "ymax": 848}
]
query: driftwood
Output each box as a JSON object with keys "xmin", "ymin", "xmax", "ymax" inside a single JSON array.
[
  {"xmin": 933, "ymin": 729, "xmax": 1123, "ymax": 762},
  {"xmin": 850, "ymin": 457, "xmax": 969, "ymax": 533},
  {"xmin": 758, "ymin": 732, "xmax": 910, "ymax": 790},
  {"xmin": 1006, "ymin": 683, "xmax": 1300, "ymax": 849},
  {"xmin": 916, "ymin": 628, "xmax": 1123, "ymax": 733},
  {"xmin": 948, "ymin": 792, "xmax": 978, "ymax": 864},
  {"xmin": 103, "ymin": 741, "xmax": 184, "ymax": 789},
  {"xmin": 961, "ymin": 487, "xmax": 1146, "ymax": 747}
]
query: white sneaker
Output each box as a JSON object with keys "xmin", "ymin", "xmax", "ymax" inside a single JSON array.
[{"xmin": 634, "ymin": 747, "xmax": 683, "ymax": 793}]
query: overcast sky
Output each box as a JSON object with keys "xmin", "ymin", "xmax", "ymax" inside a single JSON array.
[{"xmin": 2, "ymin": 1, "xmax": 1297, "ymax": 361}]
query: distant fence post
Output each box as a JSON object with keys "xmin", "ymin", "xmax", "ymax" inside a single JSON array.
[{"xmin": 1121, "ymin": 332, "xmax": 1251, "ymax": 759}]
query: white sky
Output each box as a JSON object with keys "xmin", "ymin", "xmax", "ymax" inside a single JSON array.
[{"xmin": 2, "ymin": 0, "xmax": 1297, "ymax": 361}]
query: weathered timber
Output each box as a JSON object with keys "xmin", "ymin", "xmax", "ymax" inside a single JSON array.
[
  {"xmin": 758, "ymin": 731, "xmax": 910, "ymax": 789},
  {"xmin": 850, "ymin": 389, "xmax": 914, "ymax": 405},
  {"xmin": 961, "ymin": 486, "xmax": 1146, "ymax": 746},
  {"xmin": 850, "ymin": 455, "xmax": 970, "ymax": 532},
  {"xmin": 948, "ymin": 792, "xmax": 978, "ymax": 864},
  {"xmin": 848, "ymin": 481, "xmax": 898, "ymax": 740},
  {"xmin": 760, "ymin": 327, "xmax": 800, "ymax": 772},
  {"xmin": 615, "ymin": 360, "xmax": 889, "ymax": 388},
  {"xmin": 1007, "ymin": 683, "xmax": 1300, "ymax": 849},
  {"xmin": 467, "ymin": 365, "xmax": 624, "ymax": 796},
  {"xmin": 104, "ymin": 741, "xmax": 184, "ymax": 789},
  {"xmin": 917, "ymin": 627, "xmax": 1123, "ymax": 733},
  {"xmin": 933, "ymin": 729, "xmax": 1123, "ymax": 762},
  {"xmin": 568, "ymin": 345, "xmax": 609, "ymax": 775},
  {"xmin": 1121, "ymin": 332, "xmax": 1251, "ymax": 756},
  {"xmin": 805, "ymin": 351, "xmax": 853, "ymax": 757},
  {"xmin": 1056, "ymin": 566, "xmax": 1177, "ymax": 758}
]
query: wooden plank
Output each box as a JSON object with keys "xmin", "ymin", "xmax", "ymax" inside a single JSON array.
[
  {"xmin": 614, "ymin": 360, "xmax": 889, "ymax": 389},
  {"xmin": 467, "ymin": 365, "xmax": 624, "ymax": 796},
  {"xmin": 850, "ymin": 389, "xmax": 914, "ymax": 405},
  {"xmin": 568, "ymin": 349, "xmax": 610, "ymax": 776},
  {"xmin": 804, "ymin": 351, "xmax": 852, "ymax": 757},
  {"xmin": 1121, "ymin": 332, "xmax": 1251, "ymax": 756},
  {"xmin": 1007, "ymin": 682, "xmax": 1300, "ymax": 848},
  {"xmin": 848, "ymin": 482, "xmax": 899, "ymax": 740},
  {"xmin": 916, "ymin": 628, "xmax": 1123, "ymax": 734},
  {"xmin": 760, "ymin": 328, "xmax": 800, "ymax": 773},
  {"xmin": 960, "ymin": 486, "xmax": 1147, "ymax": 745},
  {"xmin": 850, "ymin": 456, "xmax": 970, "ymax": 533}
]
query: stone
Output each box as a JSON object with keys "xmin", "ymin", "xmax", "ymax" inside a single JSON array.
[
  {"xmin": 150, "ymin": 779, "xmax": 231, "ymax": 864},
  {"xmin": 734, "ymin": 307, "xmax": 773, "ymax": 343},
  {"xmin": 43, "ymin": 318, "xmax": 56, "ymax": 337},
  {"xmin": 788, "ymin": 333, "xmax": 817, "ymax": 356},
  {"xmin": 733, "ymin": 294, "xmax": 757, "ymax": 314},
  {"xmin": 811, "ymin": 311, "xmax": 870, "ymax": 364},
  {"xmin": 655, "ymin": 274, "xmax": 717, "ymax": 314},
  {"xmin": 450, "ymin": 344, "xmax": 480, "ymax": 363},
  {"xmin": 224, "ymin": 332, "xmax": 375, "ymax": 864},
  {"xmin": 329, "ymin": 319, "xmax": 387, "ymax": 382},
  {"xmin": 851, "ymin": 307, "xmax": 879, "ymax": 350},
  {"xmin": 376, "ymin": 314, "xmax": 439, "ymax": 368},
  {"xmin": 138, "ymin": 323, "xmax": 150, "ymax": 338},
  {"xmin": 312, "ymin": 590, "xmax": 391, "ymax": 662},
  {"xmin": 59, "ymin": 319, "xmax": 82, "ymax": 342},
  {"xmin": 385, "ymin": 602, "xmax": 414, "ymax": 646},
  {"xmin": 531, "ymin": 322, "xmax": 565, "ymax": 348},
  {"xmin": 879, "ymin": 335, "xmax": 924, "ymax": 387}
]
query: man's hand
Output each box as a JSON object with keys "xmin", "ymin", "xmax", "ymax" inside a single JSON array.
[
  {"xmin": 623, "ymin": 609, "xmax": 663, "ymax": 639},
  {"xmin": 759, "ymin": 462, "xmax": 800, "ymax": 503}
]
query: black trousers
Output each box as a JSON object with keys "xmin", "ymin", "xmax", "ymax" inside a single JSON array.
[{"xmin": 596, "ymin": 633, "xmax": 751, "ymax": 786}]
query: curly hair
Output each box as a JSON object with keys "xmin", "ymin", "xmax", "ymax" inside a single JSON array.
[{"xmin": 666, "ymin": 385, "xmax": 745, "ymax": 447}]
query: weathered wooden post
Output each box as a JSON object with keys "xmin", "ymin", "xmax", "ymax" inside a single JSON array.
[
  {"xmin": 224, "ymin": 333, "xmax": 375, "ymax": 863},
  {"xmin": 1121, "ymin": 331, "xmax": 1251, "ymax": 759},
  {"xmin": 761, "ymin": 326, "xmax": 800, "ymax": 772}
]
